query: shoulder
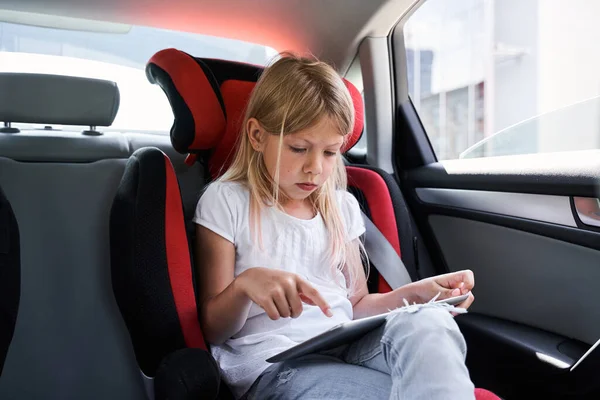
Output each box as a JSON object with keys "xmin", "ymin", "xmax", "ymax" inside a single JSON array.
[
  {"xmin": 336, "ymin": 190, "xmax": 365, "ymax": 239},
  {"xmin": 201, "ymin": 180, "xmax": 249, "ymax": 205},
  {"xmin": 336, "ymin": 190, "xmax": 364, "ymax": 231},
  {"xmin": 194, "ymin": 180, "xmax": 250, "ymax": 243},
  {"xmin": 336, "ymin": 190, "xmax": 361, "ymax": 213}
]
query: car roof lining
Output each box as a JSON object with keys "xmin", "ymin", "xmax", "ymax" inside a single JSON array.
[{"xmin": 0, "ymin": 0, "xmax": 417, "ymax": 74}]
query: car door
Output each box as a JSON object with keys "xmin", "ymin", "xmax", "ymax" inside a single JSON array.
[{"xmin": 391, "ymin": 1, "xmax": 600, "ymax": 398}]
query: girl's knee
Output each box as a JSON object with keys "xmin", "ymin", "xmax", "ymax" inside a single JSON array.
[
  {"xmin": 385, "ymin": 305, "xmax": 460, "ymax": 336},
  {"xmin": 383, "ymin": 306, "xmax": 468, "ymax": 357}
]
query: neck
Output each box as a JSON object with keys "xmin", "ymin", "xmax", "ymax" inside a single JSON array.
[{"xmin": 281, "ymin": 198, "xmax": 316, "ymax": 219}]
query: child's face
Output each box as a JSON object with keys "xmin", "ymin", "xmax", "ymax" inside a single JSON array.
[{"xmin": 250, "ymin": 115, "xmax": 344, "ymax": 204}]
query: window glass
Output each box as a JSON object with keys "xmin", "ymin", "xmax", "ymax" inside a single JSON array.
[{"xmin": 405, "ymin": 0, "xmax": 600, "ymax": 160}]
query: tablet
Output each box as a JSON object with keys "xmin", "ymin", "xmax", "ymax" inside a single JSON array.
[{"xmin": 266, "ymin": 293, "xmax": 470, "ymax": 363}]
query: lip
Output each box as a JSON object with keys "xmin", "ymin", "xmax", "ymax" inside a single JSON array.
[{"xmin": 296, "ymin": 183, "xmax": 318, "ymax": 191}]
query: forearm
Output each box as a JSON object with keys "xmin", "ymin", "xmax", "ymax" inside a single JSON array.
[
  {"xmin": 352, "ymin": 282, "xmax": 421, "ymax": 319},
  {"xmin": 200, "ymin": 277, "xmax": 253, "ymax": 345}
]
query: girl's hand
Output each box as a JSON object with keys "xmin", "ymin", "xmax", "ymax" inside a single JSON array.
[
  {"xmin": 411, "ymin": 270, "xmax": 475, "ymax": 311},
  {"xmin": 236, "ymin": 267, "xmax": 333, "ymax": 320}
]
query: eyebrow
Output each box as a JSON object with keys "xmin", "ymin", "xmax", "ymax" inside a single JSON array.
[{"xmin": 292, "ymin": 138, "xmax": 344, "ymax": 147}]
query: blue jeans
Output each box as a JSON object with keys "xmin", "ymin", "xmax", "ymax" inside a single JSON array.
[{"xmin": 245, "ymin": 307, "xmax": 476, "ymax": 400}]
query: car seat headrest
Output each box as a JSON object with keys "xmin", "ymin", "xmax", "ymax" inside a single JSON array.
[
  {"xmin": 0, "ymin": 73, "xmax": 120, "ymax": 130},
  {"xmin": 146, "ymin": 49, "xmax": 226, "ymax": 153},
  {"xmin": 147, "ymin": 48, "xmax": 364, "ymax": 178}
]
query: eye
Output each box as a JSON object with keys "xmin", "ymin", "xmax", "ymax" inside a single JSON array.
[
  {"xmin": 324, "ymin": 151, "xmax": 337, "ymax": 157},
  {"xmin": 289, "ymin": 146, "xmax": 306, "ymax": 153}
]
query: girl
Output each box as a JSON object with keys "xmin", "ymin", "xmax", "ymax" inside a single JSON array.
[{"xmin": 194, "ymin": 53, "xmax": 476, "ymax": 400}]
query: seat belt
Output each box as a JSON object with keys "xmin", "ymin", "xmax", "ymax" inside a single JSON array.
[{"xmin": 361, "ymin": 212, "xmax": 413, "ymax": 290}]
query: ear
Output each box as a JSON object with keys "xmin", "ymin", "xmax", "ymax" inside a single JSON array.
[{"xmin": 247, "ymin": 118, "xmax": 266, "ymax": 152}]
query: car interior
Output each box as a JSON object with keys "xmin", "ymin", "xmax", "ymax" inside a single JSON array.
[{"xmin": 0, "ymin": 0, "xmax": 599, "ymax": 399}]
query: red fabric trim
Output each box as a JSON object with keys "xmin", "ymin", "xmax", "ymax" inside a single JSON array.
[
  {"xmin": 474, "ymin": 388, "xmax": 501, "ymax": 400},
  {"xmin": 209, "ymin": 79, "xmax": 256, "ymax": 178},
  {"xmin": 341, "ymin": 79, "xmax": 364, "ymax": 153},
  {"xmin": 164, "ymin": 155, "xmax": 207, "ymax": 350},
  {"xmin": 346, "ymin": 166, "xmax": 399, "ymax": 293},
  {"xmin": 149, "ymin": 49, "xmax": 225, "ymax": 150},
  {"xmin": 378, "ymin": 275, "xmax": 393, "ymax": 294}
]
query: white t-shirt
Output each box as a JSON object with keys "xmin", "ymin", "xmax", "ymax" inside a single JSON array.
[{"xmin": 193, "ymin": 180, "xmax": 366, "ymax": 399}]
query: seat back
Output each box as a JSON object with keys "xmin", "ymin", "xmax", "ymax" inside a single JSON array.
[
  {"xmin": 110, "ymin": 53, "xmax": 234, "ymax": 396},
  {"xmin": 110, "ymin": 147, "xmax": 207, "ymax": 378},
  {"xmin": 108, "ymin": 48, "xmax": 384, "ymax": 381},
  {"xmin": 0, "ymin": 73, "xmax": 147, "ymax": 399},
  {"xmin": 147, "ymin": 49, "xmax": 417, "ymax": 292},
  {"xmin": 109, "ymin": 47, "xmax": 416, "ymax": 387}
]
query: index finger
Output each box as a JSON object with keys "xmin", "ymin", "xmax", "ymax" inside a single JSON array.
[{"xmin": 296, "ymin": 279, "xmax": 332, "ymax": 317}]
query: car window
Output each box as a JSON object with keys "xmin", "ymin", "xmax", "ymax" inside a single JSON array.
[
  {"xmin": 459, "ymin": 95, "xmax": 600, "ymax": 158},
  {"xmin": 404, "ymin": 0, "xmax": 600, "ymax": 160},
  {"xmin": 0, "ymin": 17, "xmax": 278, "ymax": 134}
]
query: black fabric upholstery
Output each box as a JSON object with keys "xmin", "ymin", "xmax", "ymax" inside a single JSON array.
[
  {"xmin": 146, "ymin": 64, "xmax": 202, "ymax": 154},
  {"xmin": 110, "ymin": 147, "xmax": 187, "ymax": 377},
  {"xmin": 0, "ymin": 186, "xmax": 19, "ymax": 377},
  {"xmin": 201, "ymin": 58, "xmax": 262, "ymax": 86},
  {"xmin": 191, "ymin": 58, "xmax": 228, "ymax": 117},
  {"xmin": 154, "ymin": 348, "xmax": 221, "ymax": 400}
]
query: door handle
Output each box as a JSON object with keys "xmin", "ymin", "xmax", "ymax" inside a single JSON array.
[{"xmin": 573, "ymin": 197, "xmax": 600, "ymax": 228}]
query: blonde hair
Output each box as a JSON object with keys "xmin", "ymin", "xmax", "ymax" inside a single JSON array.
[{"xmin": 220, "ymin": 53, "xmax": 367, "ymax": 295}]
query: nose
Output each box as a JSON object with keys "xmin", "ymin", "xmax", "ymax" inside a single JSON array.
[{"xmin": 303, "ymin": 152, "xmax": 323, "ymax": 175}]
